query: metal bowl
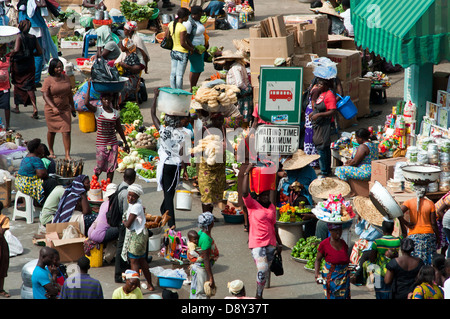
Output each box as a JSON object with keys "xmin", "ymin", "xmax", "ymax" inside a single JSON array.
[
  {"xmin": 369, "ymin": 181, "xmax": 403, "ymax": 220},
  {"xmin": 401, "ymin": 164, "xmax": 441, "ymax": 185}
]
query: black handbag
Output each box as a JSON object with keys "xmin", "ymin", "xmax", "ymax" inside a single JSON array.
[
  {"xmin": 270, "ymin": 252, "xmax": 284, "ymax": 276},
  {"xmin": 160, "ymin": 22, "xmax": 175, "ymax": 50}
]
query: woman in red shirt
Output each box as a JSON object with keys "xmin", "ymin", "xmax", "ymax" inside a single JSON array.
[
  {"xmin": 315, "ymin": 223, "xmax": 351, "ymax": 299},
  {"xmin": 309, "ymin": 79, "xmax": 337, "ymax": 177},
  {"xmin": 242, "ymin": 163, "xmax": 283, "ymax": 299}
]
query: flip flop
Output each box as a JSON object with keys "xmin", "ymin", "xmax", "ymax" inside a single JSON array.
[
  {"xmin": 11, "ymin": 108, "xmax": 20, "ymax": 114},
  {"xmin": 48, "ymin": 154, "xmax": 57, "ymax": 159},
  {"xmin": 0, "ymin": 290, "xmax": 10, "ymax": 298},
  {"xmin": 31, "ymin": 112, "xmax": 39, "ymax": 119}
]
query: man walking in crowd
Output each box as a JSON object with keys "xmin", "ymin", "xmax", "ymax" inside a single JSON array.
[{"xmin": 60, "ymin": 256, "xmax": 103, "ymax": 299}]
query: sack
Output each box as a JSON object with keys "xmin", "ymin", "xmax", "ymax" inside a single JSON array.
[
  {"xmin": 139, "ymin": 78, "xmax": 148, "ymax": 102},
  {"xmin": 4, "ymin": 230, "xmax": 23, "ymax": 257},
  {"xmin": 160, "ymin": 22, "xmax": 175, "ymax": 50},
  {"xmin": 270, "ymin": 252, "xmax": 284, "ymax": 276},
  {"xmin": 106, "ymin": 188, "xmax": 124, "ymax": 227},
  {"xmin": 61, "ymin": 225, "xmax": 82, "ymax": 240},
  {"xmin": 91, "ymin": 57, "xmax": 120, "ymax": 82}
]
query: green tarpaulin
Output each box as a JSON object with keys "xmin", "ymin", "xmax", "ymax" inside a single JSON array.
[{"xmin": 351, "ymin": 0, "xmax": 450, "ymax": 68}]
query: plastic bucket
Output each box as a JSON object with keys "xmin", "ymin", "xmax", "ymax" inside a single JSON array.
[
  {"xmin": 176, "ymin": 190, "xmax": 192, "ymax": 211},
  {"xmin": 78, "ymin": 111, "xmax": 96, "ymax": 133},
  {"xmin": 249, "ymin": 163, "xmax": 277, "ymax": 195},
  {"xmin": 337, "ymin": 94, "xmax": 358, "ymax": 120},
  {"xmin": 86, "ymin": 243, "xmax": 103, "ymax": 268},
  {"xmin": 148, "ymin": 233, "xmax": 162, "ymax": 252},
  {"xmin": 157, "ymin": 87, "xmax": 192, "ymax": 116}
]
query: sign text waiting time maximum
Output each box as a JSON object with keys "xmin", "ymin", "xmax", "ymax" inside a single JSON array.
[{"xmin": 256, "ymin": 125, "xmax": 300, "ymax": 155}]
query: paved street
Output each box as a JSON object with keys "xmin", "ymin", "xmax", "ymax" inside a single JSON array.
[{"xmin": 2, "ymin": 0, "xmax": 449, "ymax": 302}]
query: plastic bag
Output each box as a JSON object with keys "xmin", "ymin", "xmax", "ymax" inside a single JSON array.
[
  {"xmin": 307, "ymin": 57, "xmax": 338, "ymax": 80},
  {"xmin": 62, "ymin": 225, "xmax": 81, "ymax": 240},
  {"xmin": 4, "ymin": 230, "xmax": 23, "ymax": 257},
  {"xmin": 91, "ymin": 57, "xmax": 120, "ymax": 82}
]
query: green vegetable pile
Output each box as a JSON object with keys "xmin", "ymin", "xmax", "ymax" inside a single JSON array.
[
  {"xmin": 64, "ymin": 36, "xmax": 83, "ymax": 41},
  {"xmin": 120, "ymin": 0, "xmax": 155, "ymax": 22},
  {"xmin": 120, "ymin": 102, "xmax": 143, "ymax": 125},
  {"xmin": 137, "ymin": 168, "xmax": 156, "ymax": 179},
  {"xmin": 291, "ymin": 236, "xmax": 324, "ymax": 269}
]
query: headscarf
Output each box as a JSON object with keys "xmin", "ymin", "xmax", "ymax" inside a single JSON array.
[
  {"xmin": 124, "ymin": 21, "xmax": 138, "ymax": 31},
  {"xmin": 198, "ymin": 212, "xmax": 214, "ymax": 230},
  {"xmin": 128, "ymin": 183, "xmax": 143, "ymax": 197},
  {"xmin": 124, "ymin": 269, "xmax": 139, "ymax": 280},
  {"xmin": 122, "ymin": 38, "xmax": 137, "ymax": 53},
  {"xmin": 53, "ymin": 175, "xmax": 88, "ymax": 223},
  {"xmin": 96, "ymin": 25, "xmax": 113, "ymax": 47},
  {"xmin": 164, "ymin": 114, "xmax": 183, "ymax": 128},
  {"xmin": 227, "ymin": 280, "xmax": 244, "ymax": 295},
  {"xmin": 327, "ymin": 223, "xmax": 342, "ymax": 231}
]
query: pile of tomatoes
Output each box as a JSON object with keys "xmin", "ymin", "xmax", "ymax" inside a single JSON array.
[
  {"xmin": 222, "ymin": 205, "xmax": 238, "ymax": 215},
  {"xmin": 90, "ymin": 175, "xmax": 111, "ymax": 191}
]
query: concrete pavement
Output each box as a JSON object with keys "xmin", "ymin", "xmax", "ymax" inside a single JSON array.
[{"xmin": 2, "ymin": 0, "xmax": 449, "ymax": 301}]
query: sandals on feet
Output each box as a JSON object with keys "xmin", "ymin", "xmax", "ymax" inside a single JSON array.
[
  {"xmin": 31, "ymin": 112, "xmax": 39, "ymax": 119},
  {"xmin": 0, "ymin": 290, "xmax": 10, "ymax": 298}
]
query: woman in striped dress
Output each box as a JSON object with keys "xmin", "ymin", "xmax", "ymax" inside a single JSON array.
[{"xmin": 85, "ymin": 80, "xmax": 130, "ymax": 181}]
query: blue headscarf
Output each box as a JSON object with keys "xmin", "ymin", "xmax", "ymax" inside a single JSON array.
[{"xmin": 53, "ymin": 175, "xmax": 88, "ymax": 223}]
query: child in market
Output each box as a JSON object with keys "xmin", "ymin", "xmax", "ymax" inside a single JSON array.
[
  {"xmin": 187, "ymin": 230, "xmax": 200, "ymax": 263},
  {"xmin": 85, "ymin": 80, "xmax": 130, "ymax": 182},
  {"xmin": 186, "ymin": 230, "xmax": 200, "ymax": 284}
]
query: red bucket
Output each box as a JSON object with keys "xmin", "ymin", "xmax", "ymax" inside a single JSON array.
[{"xmin": 249, "ymin": 162, "xmax": 277, "ymax": 195}]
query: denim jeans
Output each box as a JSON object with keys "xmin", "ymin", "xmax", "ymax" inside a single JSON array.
[
  {"xmin": 170, "ymin": 50, "xmax": 189, "ymax": 89},
  {"xmin": 317, "ymin": 147, "xmax": 332, "ymax": 176},
  {"xmin": 35, "ymin": 37, "xmax": 44, "ymax": 84}
]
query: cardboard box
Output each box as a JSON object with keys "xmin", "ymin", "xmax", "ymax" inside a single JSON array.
[
  {"xmin": 327, "ymin": 34, "xmax": 357, "ymax": 50},
  {"xmin": 297, "ymin": 29, "xmax": 314, "ymax": 47},
  {"xmin": 0, "ymin": 179, "xmax": 11, "ymax": 208},
  {"xmin": 45, "ymin": 222, "xmax": 86, "ymax": 263},
  {"xmin": 327, "ymin": 48, "xmax": 362, "ymax": 81},
  {"xmin": 342, "ymin": 77, "xmax": 360, "ymax": 100},
  {"xmin": 227, "ymin": 12, "xmax": 246, "ymax": 30},
  {"xmin": 358, "ymin": 77, "xmax": 371, "ymax": 117},
  {"xmin": 370, "ymin": 157, "xmax": 407, "ymax": 186},
  {"xmin": 204, "ymin": 17, "xmax": 215, "ymax": 31},
  {"xmin": 312, "ymin": 40, "xmax": 327, "ymax": 58},
  {"xmin": 249, "ymin": 25, "xmax": 261, "ymax": 38},
  {"xmin": 250, "ymin": 33, "xmax": 295, "ymax": 58},
  {"xmin": 284, "ymin": 14, "xmax": 328, "ymax": 42},
  {"xmin": 272, "ymin": 15, "xmax": 287, "ymax": 37}
]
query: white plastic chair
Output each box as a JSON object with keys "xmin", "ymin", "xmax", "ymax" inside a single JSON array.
[{"xmin": 12, "ymin": 191, "xmax": 39, "ymax": 224}]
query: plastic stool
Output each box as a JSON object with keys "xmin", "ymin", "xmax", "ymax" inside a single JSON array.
[
  {"xmin": 13, "ymin": 191, "xmax": 39, "ymax": 224},
  {"xmin": 83, "ymin": 34, "xmax": 97, "ymax": 58}
]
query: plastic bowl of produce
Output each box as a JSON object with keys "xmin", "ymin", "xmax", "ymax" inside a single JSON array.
[
  {"xmin": 149, "ymin": 8, "xmax": 160, "ymax": 20},
  {"xmin": 92, "ymin": 77, "xmax": 128, "ymax": 93},
  {"xmin": 222, "ymin": 210, "xmax": 244, "ymax": 224}
]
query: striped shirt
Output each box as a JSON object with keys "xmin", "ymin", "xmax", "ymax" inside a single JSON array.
[
  {"xmin": 371, "ymin": 235, "xmax": 401, "ymax": 277},
  {"xmin": 95, "ymin": 106, "xmax": 119, "ymax": 147},
  {"xmin": 60, "ymin": 273, "xmax": 104, "ymax": 299}
]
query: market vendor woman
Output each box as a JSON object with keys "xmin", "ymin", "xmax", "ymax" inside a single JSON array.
[{"xmin": 335, "ymin": 128, "xmax": 378, "ymax": 181}]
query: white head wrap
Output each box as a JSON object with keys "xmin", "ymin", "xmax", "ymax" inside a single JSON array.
[
  {"xmin": 198, "ymin": 212, "xmax": 215, "ymax": 229},
  {"xmin": 227, "ymin": 280, "xmax": 244, "ymax": 295},
  {"xmin": 124, "ymin": 269, "xmax": 139, "ymax": 280},
  {"xmin": 128, "ymin": 183, "xmax": 144, "ymax": 197}
]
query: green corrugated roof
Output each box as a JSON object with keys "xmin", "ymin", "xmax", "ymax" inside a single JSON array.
[{"xmin": 351, "ymin": 0, "xmax": 450, "ymax": 67}]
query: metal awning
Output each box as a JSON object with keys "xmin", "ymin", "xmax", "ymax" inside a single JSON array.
[{"xmin": 351, "ymin": 0, "xmax": 450, "ymax": 68}]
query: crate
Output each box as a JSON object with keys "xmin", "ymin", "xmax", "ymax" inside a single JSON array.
[{"xmin": 61, "ymin": 39, "xmax": 83, "ymax": 49}]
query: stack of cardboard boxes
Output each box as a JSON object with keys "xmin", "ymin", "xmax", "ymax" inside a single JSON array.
[{"xmin": 248, "ymin": 14, "xmax": 371, "ymax": 128}]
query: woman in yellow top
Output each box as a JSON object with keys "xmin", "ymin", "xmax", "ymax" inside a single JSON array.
[{"xmin": 166, "ymin": 8, "xmax": 195, "ymax": 89}]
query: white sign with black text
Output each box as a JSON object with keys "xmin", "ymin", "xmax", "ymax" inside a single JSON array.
[{"xmin": 255, "ymin": 125, "xmax": 300, "ymax": 155}]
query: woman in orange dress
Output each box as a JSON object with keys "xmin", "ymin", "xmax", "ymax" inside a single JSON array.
[{"xmin": 41, "ymin": 58, "xmax": 75, "ymax": 160}]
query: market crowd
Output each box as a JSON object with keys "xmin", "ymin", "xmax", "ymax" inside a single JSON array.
[{"xmin": 1, "ymin": 0, "xmax": 450, "ymax": 301}]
